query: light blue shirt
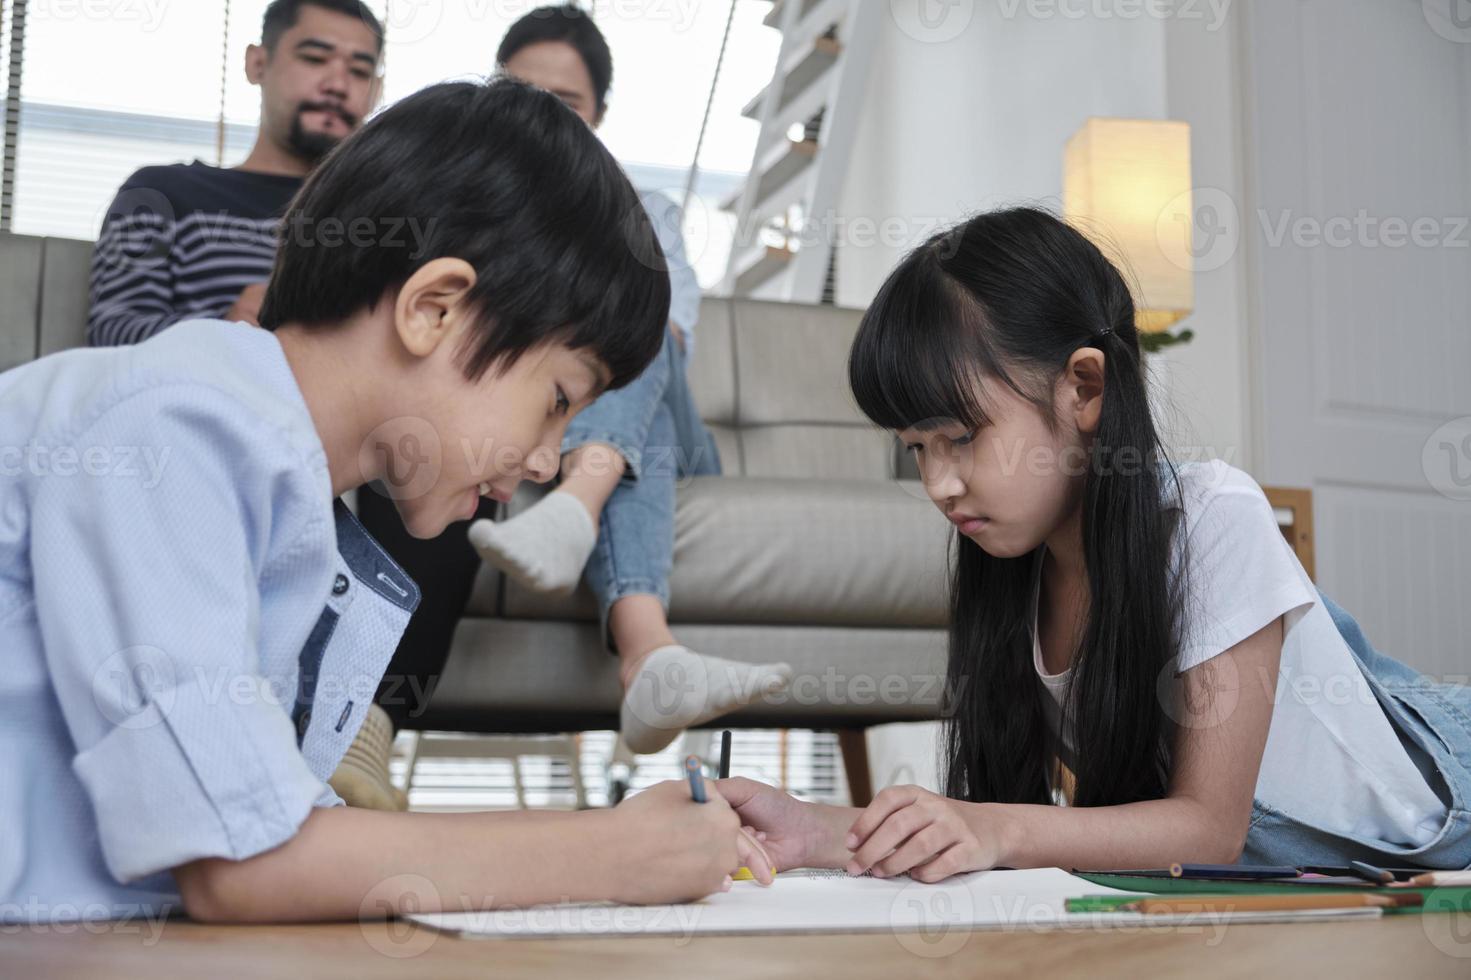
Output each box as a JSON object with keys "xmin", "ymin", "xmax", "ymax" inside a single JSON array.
[
  {"xmin": 640, "ymin": 190, "xmax": 701, "ymax": 347},
  {"xmin": 0, "ymin": 320, "xmax": 419, "ymax": 923}
]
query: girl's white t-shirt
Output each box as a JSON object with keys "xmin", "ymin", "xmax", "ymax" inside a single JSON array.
[{"xmin": 1031, "ymin": 459, "xmax": 1448, "ymax": 847}]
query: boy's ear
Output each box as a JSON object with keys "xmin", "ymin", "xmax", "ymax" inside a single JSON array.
[
  {"xmin": 1063, "ymin": 347, "xmax": 1107, "ymax": 436},
  {"xmin": 393, "ymin": 258, "xmax": 478, "ymax": 359}
]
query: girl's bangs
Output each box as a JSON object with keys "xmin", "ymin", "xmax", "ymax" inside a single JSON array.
[{"xmin": 849, "ymin": 249, "xmax": 1004, "ymax": 434}]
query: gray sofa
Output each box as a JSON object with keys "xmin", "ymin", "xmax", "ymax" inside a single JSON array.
[{"xmin": 2, "ymin": 233, "xmax": 950, "ymax": 799}]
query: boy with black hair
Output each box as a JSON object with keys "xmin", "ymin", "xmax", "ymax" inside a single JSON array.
[{"xmin": 2, "ymin": 77, "xmax": 770, "ymax": 925}]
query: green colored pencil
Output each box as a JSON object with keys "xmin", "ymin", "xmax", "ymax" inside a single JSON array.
[{"xmin": 1066, "ymin": 895, "xmax": 1147, "ymax": 913}]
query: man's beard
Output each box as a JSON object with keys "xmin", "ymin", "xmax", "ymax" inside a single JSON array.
[{"xmin": 286, "ymin": 102, "xmax": 358, "ymax": 165}]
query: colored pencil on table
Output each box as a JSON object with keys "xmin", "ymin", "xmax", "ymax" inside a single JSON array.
[
  {"xmin": 718, "ymin": 730, "xmax": 732, "ymax": 780},
  {"xmin": 685, "ymin": 755, "xmax": 707, "ymax": 803},
  {"xmin": 1169, "ymin": 863, "xmax": 1300, "ymax": 879},
  {"xmin": 1120, "ymin": 892, "xmax": 1422, "ymax": 914},
  {"xmin": 1349, "ymin": 860, "xmax": 1396, "ymax": 885},
  {"xmin": 1404, "ymin": 870, "xmax": 1471, "ymax": 887}
]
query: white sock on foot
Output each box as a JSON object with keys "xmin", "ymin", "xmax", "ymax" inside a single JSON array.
[
  {"xmin": 620, "ymin": 645, "xmax": 793, "ymax": 755},
  {"xmin": 467, "ymin": 491, "xmax": 597, "ymax": 594}
]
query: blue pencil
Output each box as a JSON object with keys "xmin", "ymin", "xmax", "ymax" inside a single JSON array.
[
  {"xmin": 684, "ymin": 755, "xmax": 707, "ymax": 803},
  {"xmin": 1349, "ymin": 860, "xmax": 1396, "ymax": 885}
]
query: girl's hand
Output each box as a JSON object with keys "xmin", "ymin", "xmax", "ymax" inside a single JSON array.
[
  {"xmin": 605, "ymin": 780, "xmax": 773, "ymax": 905},
  {"xmin": 715, "ymin": 776, "xmax": 857, "ymax": 871},
  {"xmin": 845, "ymin": 785, "xmax": 1001, "ymax": 882}
]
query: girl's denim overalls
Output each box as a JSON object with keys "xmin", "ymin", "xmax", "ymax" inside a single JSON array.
[{"xmin": 1241, "ymin": 591, "xmax": 1471, "ymax": 869}]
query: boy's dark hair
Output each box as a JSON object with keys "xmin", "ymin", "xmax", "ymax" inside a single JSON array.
[
  {"xmin": 496, "ymin": 4, "xmax": 613, "ymax": 113},
  {"xmin": 258, "ymin": 78, "xmax": 669, "ymax": 391},
  {"xmin": 262, "ymin": 0, "xmax": 384, "ymax": 54}
]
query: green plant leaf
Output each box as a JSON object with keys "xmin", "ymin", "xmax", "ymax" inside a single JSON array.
[{"xmin": 1141, "ymin": 328, "xmax": 1195, "ymax": 354}]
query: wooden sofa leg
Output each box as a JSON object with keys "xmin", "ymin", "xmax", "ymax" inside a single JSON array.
[{"xmin": 837, "ymin": 728, "xmax": 873, "ymax": 807}]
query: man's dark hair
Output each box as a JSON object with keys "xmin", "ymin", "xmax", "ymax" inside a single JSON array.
[
  {"xmin": 496, "ymin": 4, "xmax": 613, "ymax": 113},
  {"xmin": 259, "ymin": 78, "xmax": 669, "ymax": 390},
  {"xmin": 262, "ymin": 0, "xmax": 385, "ymax": 54}
]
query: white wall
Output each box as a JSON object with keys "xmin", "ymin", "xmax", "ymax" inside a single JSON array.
[
  {"xmin": 836, "ymin": 4, "xmax": 1167, "ymax": 302},
  {"xmin": 835, "ymin": 0, "xmax": 1252, "ymax": 471},
  {"xmin": 1158, "ymin": 4, "xmax": 1254, "ymax": 472}
]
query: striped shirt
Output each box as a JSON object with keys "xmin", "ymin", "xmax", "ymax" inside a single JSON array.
[{"xmin": 87, "ymin": 162, "xmax": 301, "ymax": 347}]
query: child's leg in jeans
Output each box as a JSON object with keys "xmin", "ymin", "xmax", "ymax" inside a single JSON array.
[
  {"xmin": 471, "ymin": 332, "xmax": 790, "ymax": 751},
  {"xmin": 665, "ymin": 333, "xmax": 723, "ymax": 481},
  {"xmin": 598, "ymin": 343, "xmax": 704, "ymax": 664},
  {"xmin": 606, "ymin": 342, "xmax": 789, "ymax": 753},
  {"xmin": 468, "ymin": 333, "xmax": 674, "ymax": 592}
]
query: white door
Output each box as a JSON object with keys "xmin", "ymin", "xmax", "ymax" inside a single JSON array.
[{"xmin": 1243, "ymin": 0, "xmax": 1471, "ymax": 678}]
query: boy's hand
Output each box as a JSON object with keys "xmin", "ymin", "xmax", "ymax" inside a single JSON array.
[
  {"xmin": 226, "ymin": 282, "xmax": 268, "ymax": 326},
  {"xmin": 604, "ymin": 780, "xmax": 773, "ymax": 905},
  {"xmin": 845, "ymin": 785, "xmax": 1000, "ymax": 882},
  {"xmin": 715, "ymin": 776, "xmax": 855, "ymax": 871}
]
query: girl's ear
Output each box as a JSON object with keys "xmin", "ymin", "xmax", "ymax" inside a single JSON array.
[{"xmin": 1061, "ymin": 347, "xmax": 1107, "ymax": 435}]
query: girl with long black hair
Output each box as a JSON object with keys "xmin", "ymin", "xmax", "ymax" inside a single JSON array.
[{"xmin": 719, "ymin": 207, "xmax": 1471, "ymax": 876}]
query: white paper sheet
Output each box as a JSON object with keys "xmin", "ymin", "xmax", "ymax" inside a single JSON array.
[{"xmin": 405, "ymin": 867, "xmax": 1381, "ymax": 941}]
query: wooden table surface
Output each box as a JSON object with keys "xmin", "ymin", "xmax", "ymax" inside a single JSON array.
[{"xmin": 7, "ymin": 913, "xmax": 1471, "ymax": 979}]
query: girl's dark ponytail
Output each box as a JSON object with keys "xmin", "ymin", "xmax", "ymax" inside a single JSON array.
[{"xmin": 1069, "ymin": 273, "xmax": 1183, "ymax": 806}]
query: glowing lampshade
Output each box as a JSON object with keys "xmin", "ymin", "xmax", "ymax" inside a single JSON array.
[{"xmin": 1064, "ymin": 118, "xmax": 1194, "ymax": 333}]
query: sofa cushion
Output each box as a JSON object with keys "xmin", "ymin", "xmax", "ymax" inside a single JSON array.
[
  {"xmin": 740, "ymin": 424, "xmax": 895, "ymax": 481},
  {"xmin": 492, "ymin": 476, "xmax": 951, "ymax": 629},
  {"xmin": 418, "ymin": 619, "xmax": 949, "ymax": 731},
  {"xmin": 687, "ymin": 296, "xmax": 737, "ymax": 428},
  {"xmin": 732, "ymin": 299, "xmax": 867, "ymax": 425},
  {"xmin": 0, "ymin": 234, "xmax": 43, "ymax": 371},
  {"xmin": 727, "ymin": 299, "xmax": 893, "ymax": 479},
  {"xmin": 39, "ymin": 238, "xmax": 93, "ymax": 357}
]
